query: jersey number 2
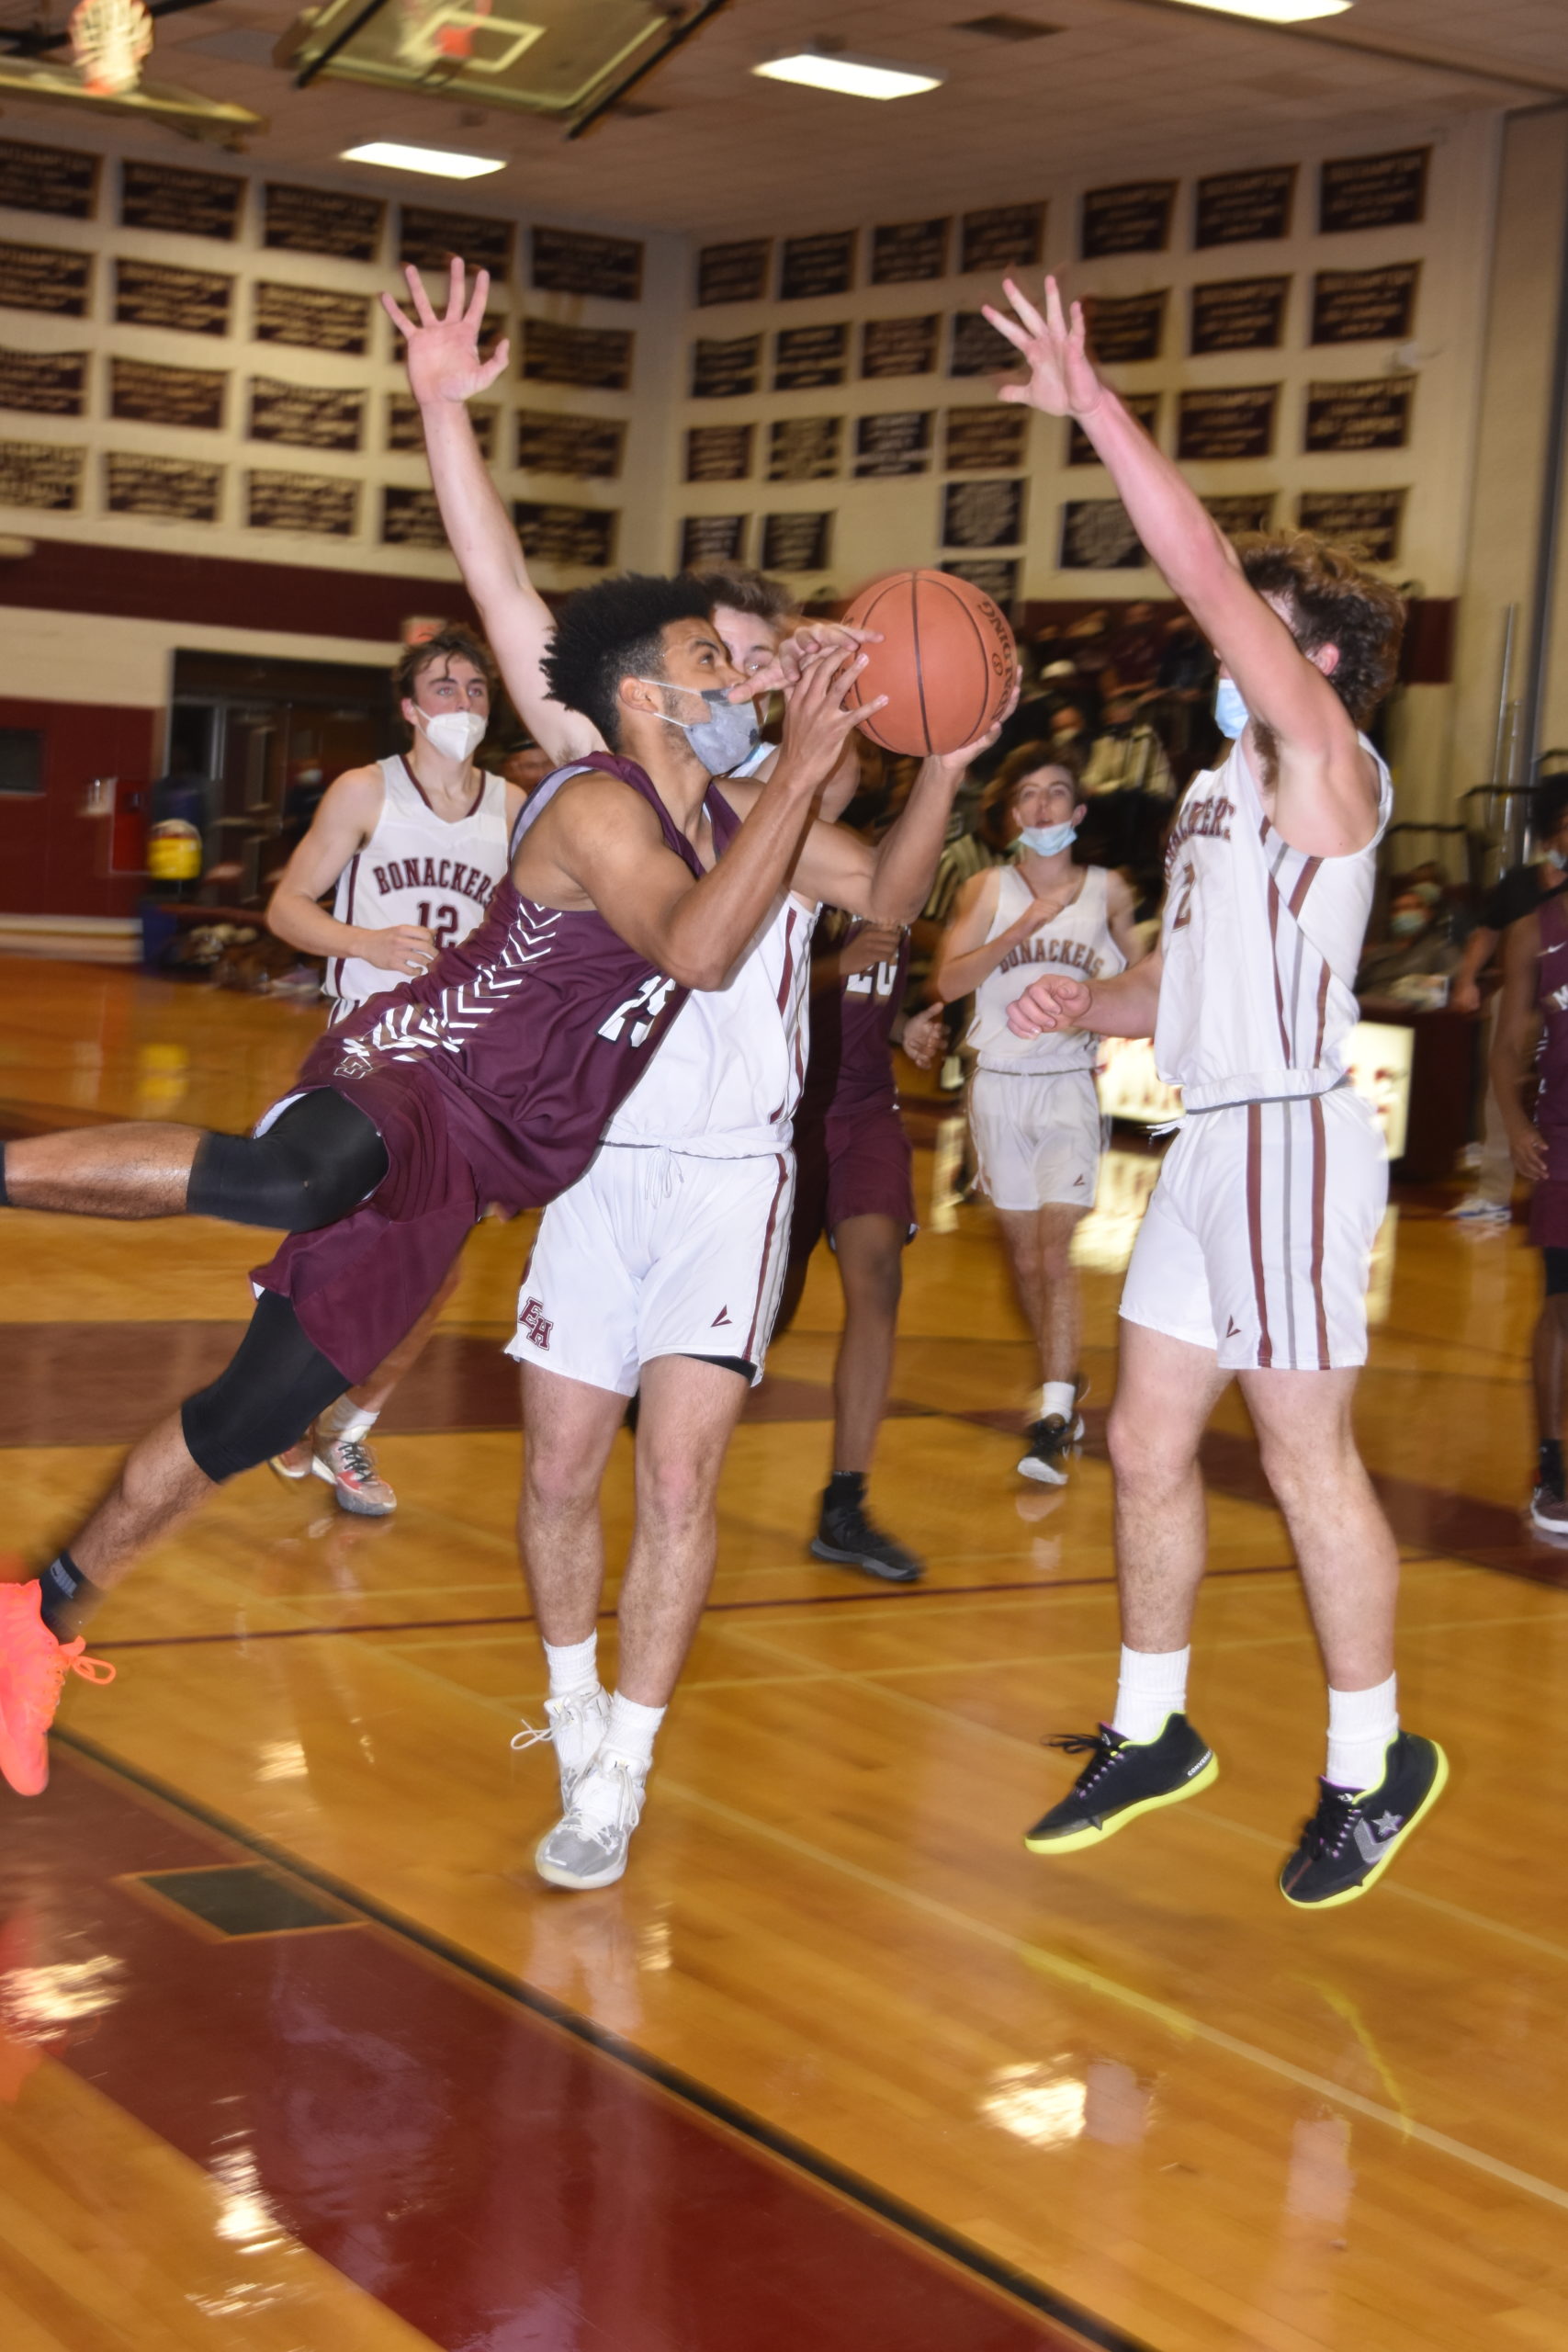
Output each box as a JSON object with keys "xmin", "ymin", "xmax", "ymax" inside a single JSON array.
[{"xmin": 416, "ymin": 900, "xmax": 461, "ymax": 950}]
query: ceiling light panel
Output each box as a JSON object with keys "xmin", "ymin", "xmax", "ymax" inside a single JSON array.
[
  {"xmin": 1156, "ymin": 0, "xmax": 1351, "ymax": 20},
  {"xmin": 753, "ymin": 52, "xmax": 946, "ymax": 100},
  {"xmin": 340, "ymin": 141, "xmax": 506, "ymax": 177}
]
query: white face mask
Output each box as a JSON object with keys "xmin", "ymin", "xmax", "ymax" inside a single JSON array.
[
  {"xmin": 1213, "ymin": 678, "xmax": 1249, "ymax": 740},
  {"xmin": 1018, "ymin": 820, "xmax": 1077, "ymax": 857},
  {"xmin": 416, "ymin": 707, "xmax": 487, "ymax": 763}
]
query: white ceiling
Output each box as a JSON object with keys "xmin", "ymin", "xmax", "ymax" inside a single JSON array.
[{"xmin": 2, "ymin": 0, "xmax": 1565, "ymax": 236}]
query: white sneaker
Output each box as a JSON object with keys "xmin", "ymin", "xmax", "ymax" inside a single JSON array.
[
  {"xmin": 535, "ymin": 1752, "xmax": 646, "ymax": 1891},
  {"xmin": 311, "ymin": 1432, "xmax": 397, "ymax": 1516},
  {"xmin": 511, "ymin": 1686, "xmax": 610, "ymax": 1806},
  {"xmin": 1446, "ymin": 1194, "xmax": 1510, "ymax": 1226}
]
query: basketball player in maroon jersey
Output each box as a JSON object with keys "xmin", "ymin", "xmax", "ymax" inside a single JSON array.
[
  {"xmin": 1490, "ymin": 842, "xmax": 1568, "ymax": 1533},
  {"xmin": 0, "ymin": 591, "xmax": 883, "ymax": 1800}
]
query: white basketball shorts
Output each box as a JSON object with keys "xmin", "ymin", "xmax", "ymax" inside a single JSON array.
[
  {"xmin": 507, "ymin": 1144, "xmax": 795, "ymax": 1396},
  {"xmin": 968, "ymin": 1066, "xmax": 1104, "ymax": 1214},
  {"xmin": 1120, "ymin": 1085, "xmax": 1386, "ymax": 1372}
]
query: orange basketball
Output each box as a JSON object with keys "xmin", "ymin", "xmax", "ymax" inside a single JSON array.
[{"xmin": 840, "ymin": 568, "xmax": 1018, "ymax": 757}]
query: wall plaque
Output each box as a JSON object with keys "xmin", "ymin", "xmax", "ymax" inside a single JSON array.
[
  {"xmin": 400, "ymin": 206, "xmax": 512, "ymax": 278},
  {"xmin": 387, "ymin": 392, "xmax": 495, "ymax": 459},
  {"xmin": 942, "ymin": 556, "xmax": 1019, "ymax": 606},
  {"xmin": 524, "ymin": 319, "xmax": 633, "ymax": 390},
  {"xmin": 960, "ymin": 202, "xmax": 1044, "ymax": 275},
  {"xmin": 0, "ymin": 139, "xmax": 98, "ymax": 220},
  {"xmin": 1194, "ymin": 165, "xmax": 1295, "ymax": 249},
  {"xmin": 1084, "ymin": 289, "xmax": 1165, "ymax": 365},
  {"xmin": 106, "ymin": 453, "xmax": 221, "ymax": 522},
  {"xmin": 780, "ymin": 230, "xmax": 855, "ymax": 301},
  {"xmin": 1060, "ymin": 498, "xmax": 1146, "ymax": 571},
  {"xmin": 247, "ymin": 469, "xmax": 358, "ymax": 537},
  {"xmin": 265, "ymin": 182, "xmax": 383, "ymax": 263},
  {"xmin": 0, "ymin": 346, "xmax": 86, "ymax": 416},
  {"xmin": 685, "ymin": 423, "xmax": 753, "ymax": 482},
  {"xmin": 249, "ymin": 377, "xmax": 364, "ymax": 452},
  {"xmin": 120, "ymin": 160, "xmax": 243, "ymax": 241},
  {"xmin": 516, "ymin": 410, "xmax": 626, "ymax": 478},
  {"xmin": 853, "ymin": 411, "xmax": 931, "ymax": 478},
  {"xmin": 942, "ymin": 476, "xmax": 1025, "ymax": 548},
  {"xmin": 861, "ymin": 313, "xmax": 938, "ymax": 379},
  {"xmin": 382, "ymin": 485, "xmax": 448, "ymax": 549},
  {"xmin": 110, "ymin": 356, "xmax": 226, "ymax": 431},
  {"xmin": 1178, "ymin": 383, "xmax": 1279, "ymax": 461},
  {"xmin": 1304, "ymin": 376, "xmax": 1414, "ymax": 453},
  {"xmin": 0, "ymin": 437, "xmax": 82, "ymax": 509},
  {"xmin": 1190, "ymin": 276, "xmax": 1289, "ymax": 356},
  {"xmin": 872, "ymin": 217, "xmax": 950, "ymax": 286},
  {"xmin": 680, "ymin": 514, "xmax": 747, "ymax": 569},
  {"xmin": 532, "ymin": 224, "xmax": 643, "ymax": 301},
  {"xmin": 512, "ymin": 501, "xmax": 617, "ymax": 567},
  {"xmin": 1082, "ymin": 181, "xmax": 1176, "ymax": 259},
  {"xmin": 0, "ymin": 242, "xmax": 90, "ymax": 317},
  {"xmin": 768, "ymin": 414, "xmax": 841, "ymax": 482},
  {"xmin": 944, "ymin": 407, "xmax": 1028, "ymax": 472},
  {"xmin": 1067, "ymin": 390, "xmax": 1158, "ymax": 465},
  {"xmin": 1319, "ymin": 148, "xmax": 1428, "ymax": 235},
  {"xmin": 1297, "ymin": 487, "xmax": 1404, "ymax": 561},
  {"xmin": 691, "ymin": 333, "xmax": 760, "ymax": 399},
  {"xmin": 254, "ymin": 281, "xmax": 370, "ymax": 355},
  {"xmin": 761, "ymin": 511, "xmax": 832, "ymax": 572},
  {"xmin": 1311, "ymin": 263, "xmax": 1419, "ymax": 345},
  {"xmin": 950, "ymin": 311, "xmax": 1017, "ymax": 378},
  {"xmin": 696, "ymin": 239, "xmax": 771, "ymax": 307},
  {"xmin": 1201, "ymin": 492, "xmax": 1276, "ymax": 537},
  {"xmin": 115, "ymin": 258, "xmax": 231, "ymax": 336},
  {"xmin": 773, "ymin": 322, "xmax": 848, "ymax": 392}
]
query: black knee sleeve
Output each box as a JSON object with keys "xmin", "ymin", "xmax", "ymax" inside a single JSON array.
[
  {"xmin": 182, "ymin": 1291, "xmax": 351, "ymax": 1483},
  {"xmin": 187, "ymin": 1090, "xmax": 388, "ymax": 1231}
]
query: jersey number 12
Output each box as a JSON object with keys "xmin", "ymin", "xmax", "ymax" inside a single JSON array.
[{"xmin": 416, "ymin": 901, "xmax": 461, "ymax": 950}]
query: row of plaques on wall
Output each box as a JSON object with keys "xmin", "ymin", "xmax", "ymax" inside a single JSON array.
[
  {"xmin": 0, "ymin": 141, "xmax": 645, "ymax": 294},
  {"xmin": 694, "ymin": 150, "xmax": 1429, "ymax": 305},
  {"xmin": 692, "ymin": 264, "xmax": 1420, "ymax": 398}
]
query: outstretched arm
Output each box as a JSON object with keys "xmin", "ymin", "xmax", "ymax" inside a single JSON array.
[
  {"xmin": 1491, "ymin": 914, "xmax": 1546, "ymax": 1181},
  {"xmin": 985, "ymin": 276, "xmax": 1378, "ymax": 860},
  {"xmin": 383, "ymin": 259, "xmax": 602, "ymax": 767}
]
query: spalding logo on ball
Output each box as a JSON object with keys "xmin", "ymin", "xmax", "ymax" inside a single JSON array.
[{"xmin": 841, "ymin": 568, "xmax": 1019, "ymax": 758}]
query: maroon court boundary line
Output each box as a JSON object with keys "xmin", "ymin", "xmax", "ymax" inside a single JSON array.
[{"xmin": 55, "ymin": 1730, "xmax": 1156, "ymax": 2352}]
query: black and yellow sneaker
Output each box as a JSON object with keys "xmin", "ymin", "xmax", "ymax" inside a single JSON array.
[
  {"xmin": 1279, "ymin": 1732, "xmax": 1448, "ymax": 1909},
  {"xmin": 1023, "ymin": 1714, "xmax": 1219, "ymax": 1854}
]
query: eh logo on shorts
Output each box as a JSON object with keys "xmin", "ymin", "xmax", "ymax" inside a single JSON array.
[{"xmin": 519, "ymin": 1297, "xmax": 554, "ymax": 1351}]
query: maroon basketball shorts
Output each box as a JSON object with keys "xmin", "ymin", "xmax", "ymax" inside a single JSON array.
[
  {"xmin": 790, "ymin": 1095, "xmax": 916, "ymax": 1261},
  {"xmin": 1529, "ymin": 1174, "xmax": 1568, "ymax": 1253}
]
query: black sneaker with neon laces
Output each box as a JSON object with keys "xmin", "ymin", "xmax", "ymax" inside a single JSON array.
[
  {"xmin": 810, "ymin": 1495, "xmax": 924, "ymax": 1584},
  {"xmin": 1279, "ymin": 1732, "xmax": 1448, "ymax": 1909},
  {"xmin": 1023, "ymin": 1713, "xmax": 1218, "ymax": 1852}
]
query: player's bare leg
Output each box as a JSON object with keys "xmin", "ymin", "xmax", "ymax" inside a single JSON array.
[
  {"xmin": 996, "ymin": 1201, "xmax": 1087, "ymax": 1485},
  {"xmin": 4, "ymin": 1125, "xmax": 202, "ymax": 1216},
  {"xmin": 532, "ymin": 1354, "xmax": 747, "ymax": 1892},
  {"xmin": 273, "ymin": 1258, "xmax": 466, "ymax": 1515},
  {"xmin": 68, "ymin": 1416, "xmax": 216, "ymax": 1600},
  {"xmin": 809, "ymin": 1215, "xmax": 924, "ymax": 1584},
  {"xmin": 511, "ymin": 1362, "xmax": 623, "ymax": 1816}
]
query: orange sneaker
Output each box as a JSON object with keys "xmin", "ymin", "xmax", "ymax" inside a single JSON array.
[{"xmin": 0, "ymin": 1579, "xmax": 116, "ymax": 1797}]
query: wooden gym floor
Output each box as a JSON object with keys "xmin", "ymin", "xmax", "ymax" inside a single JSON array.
[{"xmin": 2, "ymin": 957, "xmax": 1566, "ymax": 2352}]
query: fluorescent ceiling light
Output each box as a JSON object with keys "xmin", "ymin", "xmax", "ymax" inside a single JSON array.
[
  {"xmin": 340, "ymin": 141, "xmax": 505, "ymax": 178},
  {"xmin": 753, "ymin": 51, "xmax": 945, "ymax": 100},
  {"xmin": 1157, "ymin": 0, "xmax": 1351, "ymax": 18}
]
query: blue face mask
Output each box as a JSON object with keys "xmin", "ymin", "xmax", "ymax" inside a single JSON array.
[
  {"xmin": 1213, "ymin": 678, "xmax": 1249, "ymax": 740},
  {"xmin": 635, "ymin": 680, "xmax": 760, "ymax": 775},
  {"xmin": 1018, "ymin": 820, "xmax": 1078, "ymax": 857}
]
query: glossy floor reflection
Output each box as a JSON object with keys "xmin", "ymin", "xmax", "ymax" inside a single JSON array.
[{"xmin": 4, "ymin": 962, "xmax": 1568, "ymax": 2352}]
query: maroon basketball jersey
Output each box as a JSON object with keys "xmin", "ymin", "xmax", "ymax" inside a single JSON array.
[
  {"xmin": 799, "ymin": 920, "xmax": 910, "ymax": 1121},
  {"xmin": 1535, "ymin": 888, "xmax": 1568, "ymax": 1180},
  {"xmin": 304, "ymin": 753, "xmax": 699, "ymax": 1208}
]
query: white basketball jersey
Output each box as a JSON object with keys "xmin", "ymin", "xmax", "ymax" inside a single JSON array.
[
  {"xmin": 325, "ymin": 754, "xmax": 510, "ymax": 1011},
  {"xmin": 1155, "ymin": 733, "xmax": 1392, "ymax": 1110},
  {"xmin": 968, "ymin": 863, "xmax": 1124, "ymax": 1075},
  {"xmin": 604, "ymin": 793, "xmax": 815, "ymax": 1158}
]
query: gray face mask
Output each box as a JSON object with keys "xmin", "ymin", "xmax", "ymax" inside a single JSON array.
[{"xmin": 632, "ymin": 680, "xmax": 760, "ymax": 775}]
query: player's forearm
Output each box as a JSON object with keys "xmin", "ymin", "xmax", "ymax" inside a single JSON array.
[
  {"xmin": 1071, "ymin": 389, "xmax": 1238, "ymax": 628},
  {"xmin": 1490, "ymin": 1020, "xmax": 1537, "ymax": 1136},
  {"xmin": 420, "ymin": 400, "xmax": 538, "ymax": 615},
  {"xmin": 1456, "ymin": 927, "xmax": 1497, "ymax": 988},
  {"xmin": 266, "ymin": 890, "xmax": 365, "ymax": 961},
  {"xmin": 932, "ymin": 930, "xmax": 1016, "ymax": 1004},
  {"xmin": 861, "ymin": 757, "xmax": 964, "ymax": 923},
  {"xmin": 1073, "ymin": 957, "xmax": 1163, "ymax": 1039}
]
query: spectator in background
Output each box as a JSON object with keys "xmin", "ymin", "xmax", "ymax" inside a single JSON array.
[
  {"xmin": 497, "ymin": 741, "xmax": 554, "ymax": 796},
  {"xmin": 1106, "ymin": 600, "xmax": 1163, "ymax": 695},
  {"xmin": 906, "ymin": 761, "xmax": 1017, "ymax": 1082},
  {"xmin": 1046, "ymin": 701, "xmax": 1095, "ymax": 773},
  {"xmin": 1153, "ymin": 613, "xmax": 1219, "ymax": 786},
  {"xmin": 1080, "ymin": 689, "xmax": 1176, "ymax": 799},
  {"xmin": 1356, "ymin": 884, "xmax": 1461, "ymax": 998}
]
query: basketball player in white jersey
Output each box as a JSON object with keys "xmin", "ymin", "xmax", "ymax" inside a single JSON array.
[
  {"xmin": 264, "ymin": 627, "xmax": 522, "ymax": 1512},
  {"xmin": 929, "ymin": 741, "xmax": 1138, "ymax": 1485},
  {"xmin": 985, "ymin": 273, "xmax": 1444, "ymax": 1909}
]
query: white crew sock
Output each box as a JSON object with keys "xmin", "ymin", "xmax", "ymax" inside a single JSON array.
[
  {"xmin": 320, "ymin": 1394, "xmax": 378, "ymax": 1442},
  {"xmin": 543, "ymin": 1632, "xmax": 601, "ymax": 1702},
  {"xmin": 1041, "ymin": 1380, "xmax": 1077, "ymax": 1425},
  {"xmin": 599, "ymin": 1690, "xmax": 665, "ymax": 1777},
  {"xmin": 1111, "ymin": 1645, "xmax": 1190, "ymax": 1745},
  {"xmin": 1325, "ymin": 1675, "xmax": 1398, "ymax": 1792}
]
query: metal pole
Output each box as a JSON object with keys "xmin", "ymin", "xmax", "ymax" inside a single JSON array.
[{"xmin": 1492, "ymin": 602, "xmax": 1517, "ymax": 785}]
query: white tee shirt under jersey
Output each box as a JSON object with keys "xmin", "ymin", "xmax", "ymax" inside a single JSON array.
[
  {"xmin": 325, "ymin": 753, "xmax": 511, "ymax": 1012},
  {"xmin": 967, "ymin": 863, "xmax": 1125, "ymax": 1076},
  {"xmin": 1155, "ymin": 732, "xmax": 1392, "ymax": 1110}
]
